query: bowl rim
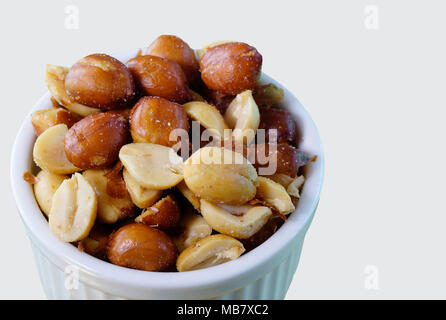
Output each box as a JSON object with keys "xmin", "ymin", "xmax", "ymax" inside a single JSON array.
[{"xmin": 10, "ymin": 48, "xmax": 325, "ymax": 298}]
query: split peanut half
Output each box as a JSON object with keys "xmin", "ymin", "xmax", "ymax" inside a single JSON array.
[
  {"xmin": 287, "ymin": 175, "xmax": 305, "ymax": 198},
  {"xmin": 200, "ymin": 199, "xmax": 272, "ymax": 239},
  {"xmin": 45, "ymin": 64, "xmax": 99, "ymax": 117},
  {"xmin": 176, "ymin": 234, "xmax": 245, "ymax": 272},
  {"xmin": 122, "ymin": 168, "xmax": 162, "ymax": 208},
  {"xmin": 183, "ymin": 101, "xmax": 229, "ymax": 138},
  {"xmin": 33, "ymin": 124, "xmax": 81, "ymax": 174},
  {"xmin": 183, "ymin": 146, "xmax": 258, "ymax": 205},
  {"xmin": 33, "ymin": 170, "xmax": 68, "ymax": 217},
  {"xmin": 49, "ymin": 173, "xmax": 97, "ymax": 242},
  {"xmin": 257, "ymin": 176, "xmax": 295, "ymax": 215},
  {"xmin": 83, "ymin": 169, "xmax": 134, "ymax": 224},
  {"xmin": 119, "ymin": 143, "xmax": 184, "ymax": 190},
  {"xmin": 224, "ymin": 90, "xmax": 260, "ymax": 144},
  {"xmin": 173, "ymin": 212, "xmax": 212, "ymax": 252}
]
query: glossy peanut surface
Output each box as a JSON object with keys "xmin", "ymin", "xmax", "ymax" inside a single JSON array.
[
  {"xmin": 64, "ymin": 112, "xmax": 129, "ymax": 169},
  {"xmin": 200, "ymin": 42, "xmax": 262, "ymax": 95},
  {"xmin": 65, "ymin": 54, "xmax": 135, "ymax": 110},
  {"xmin": 130, "ymin": 96, "xmax": 189, "ymax": 147},
  {"xmin": 127, "ymin": 55, "xmax": 191, "ymax": 103},
  {"xmin": 107, "ymin": 223, "xmax": 177, "ymax": 272}
]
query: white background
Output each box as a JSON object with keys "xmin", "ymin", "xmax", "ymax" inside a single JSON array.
[{"xmin": 2, "ymin": 0, "xmax": 446, "ymax": 299}]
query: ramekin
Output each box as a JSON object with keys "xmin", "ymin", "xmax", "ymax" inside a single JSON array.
[{"xmin": 10, "ymin": 49, "xmax": 324, "ymax": 300}]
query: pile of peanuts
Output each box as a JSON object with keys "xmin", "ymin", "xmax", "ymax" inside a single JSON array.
[{"xmin": 26, "ymin": 35, "xmax": 311, "ymax": 272}]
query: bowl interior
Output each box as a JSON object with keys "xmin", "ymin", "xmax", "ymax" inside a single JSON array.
[{"xmin": 10, "ymin": 48, "xmax": 324, "ymax": 295}]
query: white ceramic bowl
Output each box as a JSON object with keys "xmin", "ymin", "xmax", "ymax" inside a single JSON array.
[{"xmin": 10, "ymin": 49, "xmax": 324, "ymax": 300}]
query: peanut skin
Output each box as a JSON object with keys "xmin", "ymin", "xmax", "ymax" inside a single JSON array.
[
  {"xmin": 200, "ymin": 42, "xmax": 262, "ymax": 95},
  {"xmin": 65, "ymin": 54, "xmax": 135, "ymax": 110},
  {"xmin": 64, "ymin": 112, "xmax": 130, "ymax": 169},
  {"xmin": 127, "ymin": 55, "xmax": 192, "ymax": 104},
  {"xmin": 107, "ymin": 223, "xmax": 177, "ymax": 271}
]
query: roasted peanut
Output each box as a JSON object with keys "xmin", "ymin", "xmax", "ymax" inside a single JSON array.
[
  {"xmin": 259, "ymin": 106, "xmax": 297, "ymax": 143},
  {"xmin": 33, "ymin": 170, "xmax": 68, "ymax": 216},
  {"xmin": 64, "ymin": 112, "xmax": 129, "ymax": 169},
  {"xmin": 45, "ymin": 64, "xmax": 101, "ymax": 117},
  {"xmin": 183, "ymin": 101, "xmax": 229, "ymax": 138},
  {"xmin": 224, "ymin": 90, "xmax": 260, "ymax": 144},
  {"xmin": 127, "ymin": 55, "xmax": 192, "ymax": 104},
  {"xmin": 248, "ymin": 143, "xmax": 310, "ymax": 177},
  {"xmin": 200, "ymin": 42, "xmax": 262, "ymax": 95},
  {"xmin": 176, "ymin": 234, "xmax": 245, "ymax": 271},
  {"xmin": 183, "ymin": 147, "xmax": 258, "ymax": 205},
  {"xmin": 135, "ymin": 195, "xmax": 180, "ymax": 230},
  {"xmin": 253, "ymin": 84, "xmax": 284, "ymax": 107},
  {"xmin": 177, "ymin": 180, "xmax": 201, "ymax": 210},
  {"xmin": 33, "ymin": 124, "xmax": 81, "ymax": 174},
  {"xmin": 65, "ymin": 54, "xmax": 135, "ymax": 110},
  {"xmin": 122, "ymin": 168, "xmax": 162, "ymax": 208},
  {"xmin": 31, "ymin": 107, "xmax": 81, "ymax": 136},
  {"xmin": 146, "ymin": 35, "xmax": 199, "ymax": 84},
  {"xmin": 173, "ymin": 212, "xmax": 212, "ymax": 252},
  {"xmin": 200, "ymin": 200, "xmax": 272, "ymax": 239},
  {"xmin": 130, "ymin": 96, "xmax": 189, "ymax": 147},
  {"xmin": 196, "ymin": 40, "xmax": 232, "ymax": 61},
  {"xmin": 287, "ymin": 175, "xmax": 305, "ymax": 198},
  {"xmin": 49, "ymin": 173, "xmax": 97, "ymax": 242},
  {"xmin": 107, "ymin": 223, "xmax": 177, "ymax": 272},
  {"xmin": 83, "ymin": 169, "xmax": 134, "ymax": 224},
  {"xmin": 119, "ymin": 143, "xmax": 184, "ymax": 190},
  {"xmin": 256, "ymin": 177, "xmax": 295, "ymax": 215}
]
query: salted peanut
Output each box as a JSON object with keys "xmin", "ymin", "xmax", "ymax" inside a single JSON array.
[
  {"xmin": 253, "ymin": 84, "xmax": 284, "ymax": 107},
  {"xmin": 45, "ymin": 65, "xmax": 100, "ymax": 117},
  {"xmin": 177, "ymin": 234, "xmax": 245, "ymax": 271},
  {"xmin": 65, "ymin": 54, "xmax": 135, "ymax": 110},
  {"xmin": 135, "ymin": 195, "xmax": 180, "ymax": 230},
  {"xmin": 130, "ymin": 96, "xmax": 189, "ymax": 148},
  {"xmin": 200, "ymin": 200, "xmax": 272, "ymax": 239},
  {"xmin": 256, "ymin": 177, "xmax": 295, "ymax": 215},
  {"xmin": 287, "ymin": 175, "xmax": 305, "ymax": 198},
  {"xmin": 146, "ymin": 35, "xmax": 199, "ymax": 84},
  {"xmin": 49, "ymin": 173, "xmax": 97, "ymax": 242},
  {"xmin": 173, "ymin": 212, "xmax": 212, "ymax": 252},
  {"xmin": 259, "ymin": 106, "xmax": 297, "ymax": 143},
  {"xmin": 33, "ymin": 170, "xmax": 68, "ymax": 216},
  {"xmin": 183, "ymin": 147, "xmax": 258, "ymax": 205},
  {"xmin": 127, "ymin": 55, "xmax": 192, "ymax": 104},
  {"xmin": 189, "ymin": 89, "xmax": 206, "ymax": 102},
  {"xmin": 196, "ymin": 40, "xmax": 232, "ymax": 60},
  {"xmin": 107, "ymin": 223, "xmax": 177, "ymax": 271},
  {"xmin": 200, "ymin": 42, "xmax": 262, "ymax": 95},
  {"xmin": 122, "ymin": 168, "xmax": 162, "ymax": 208},
  {"xmin": 247, "ymin": 143, "xmax": 311, "ymax": 177},
  {"xmin": 177, "ymin": 181, "xmax": 200, "ymax": 210},
  {"xmin": 268, "ymin": 173, "xmax": 294, "ymax": 188},
  {"xmin": 119, "ymin": 143, "xmax": 184, "ymax": 190},
  {"xmin": 183, "ymin": 101, "xmax": 229, "ymax": 138},
  {"xmin": 33, "ymin": 124, "xmax": 80, "ymax": 174},
  {"xmin": 224, "ymin": 90, "xmax": 260, "ymax": 144},
  {"xmin": 31, "ymin": 108, "xmax": 81, "ymax": 136},
  {"xmin": 64, "ymin": 112, "xmax": 129, "ymax": 169},
  {"xmin": 82, "ymin": 169, "xmax": 134, "ymax": 224}
]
